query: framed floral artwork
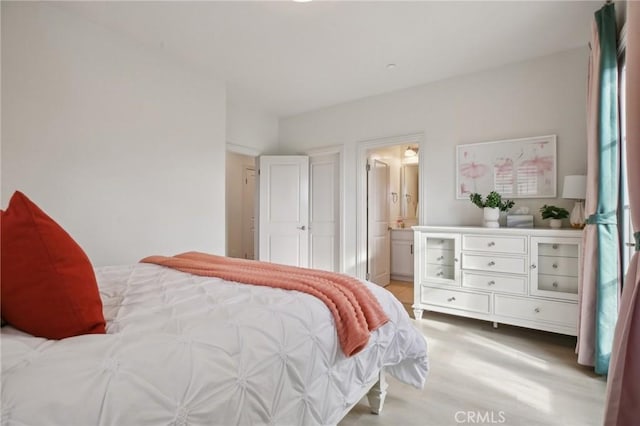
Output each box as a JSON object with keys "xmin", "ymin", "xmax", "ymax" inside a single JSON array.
[{"xmin": 456, "ymin": 135, "xmax": 557, "ymax": 199}]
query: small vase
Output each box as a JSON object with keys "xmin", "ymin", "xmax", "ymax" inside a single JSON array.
[
  {"xmin": 569, "ymin": 201, "xmax": 585, "ymax": 229},
  {"xmin": 483, "ymin": 207, "xmax": 500, "ymax": 228},
  {"xmin": 550, "ymin": 218, "xmax": 562, "ymax": 229}
]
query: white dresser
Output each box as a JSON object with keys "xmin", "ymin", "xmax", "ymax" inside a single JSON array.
[{"xmin": 413, "ymin": 226, "xmax": 582, "ymax": 336}]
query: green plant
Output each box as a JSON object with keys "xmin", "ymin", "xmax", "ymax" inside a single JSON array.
[
  {"xmin": 539, "ymin": 204, "xmax": 569, "ymax": 220},
  {"xmin": 469, "ymin": 191, "xmax": 515, "ymax": 212}
]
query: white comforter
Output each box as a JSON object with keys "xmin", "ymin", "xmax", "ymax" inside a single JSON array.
[{"xmin": 1, "ymin": 264, "xmax": 428, "ymax": 426}]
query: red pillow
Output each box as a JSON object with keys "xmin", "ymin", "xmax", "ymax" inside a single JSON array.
[{"xmin": 1, "ymin": 191, "xmax": 106, "ymax": 339}]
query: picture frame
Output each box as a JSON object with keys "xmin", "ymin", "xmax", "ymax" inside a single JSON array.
[{"xmin": 456, "ymin": 135, "xmax": 557, "ymax": 199}]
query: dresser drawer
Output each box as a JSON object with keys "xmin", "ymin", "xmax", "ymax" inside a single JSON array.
[
  {"xmin": 462, "ymin": 253, "xmax": 527, "ymax": 274},
  {"xmin": 422, "ymin": 287, "xmax": 490, "ymax": 314},
  {"xmin": 426, "ymin": 237, "xmax": 455, "ymax": 250},
  {"xmin": 537, "ymin": 274, "xmax": 579, "ymax": 297},
  {"xmin": 537, "ymin": 242, "xmax": 578, "ymax": 257},
  {"xmin": 494, "ymin": 295, "xmax": 577, "ymax": 327},
  {"xmin": 462, "ymin": 272, "xmax": 526, "ymax": 294},
  {"xmin": 537, "ymin": 256, "xmax": 578, "ymax": 277},
  {"xmin": 462, "ymin": 235, "xmax": 527, "ymax": 254},
  {"xmin": 424, "ymin": 264, "xmax": 456, "ymax": 282},
  {"xmin": 425, "ymin": 248, "xmax": 455, "ymax": 266}
]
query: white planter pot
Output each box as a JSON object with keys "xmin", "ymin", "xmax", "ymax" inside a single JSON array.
[
  {"xmin": 549, "ymin": 218, "xmax": 562, "ymax": 229},
  {"xmin": 483, "ymin": 207, "xmax": 500, "ymax": 228}
]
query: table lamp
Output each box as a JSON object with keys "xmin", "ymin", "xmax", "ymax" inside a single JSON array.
[{"xmin": 562, "ymin": 175, "xmax": 587, "ymax": 229}]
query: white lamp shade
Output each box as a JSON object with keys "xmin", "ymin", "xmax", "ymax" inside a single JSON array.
[{"xmin": 562, "ymin": 175, "xmax": 587, "ymax": 199}]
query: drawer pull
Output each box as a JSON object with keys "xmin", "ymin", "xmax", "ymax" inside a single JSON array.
[
  {"xmin": 488, "ymin": 241, "xmax": 496, "ymax": 247},
  {"xmin": 552, "ymin": 263, "xmax": 558, "ymax": 269},
  {"xmin": 437, "ymin": 256, "xmax": 444, "ymax": 261},
  {"xmin": 447, "ymin": 297, "xmax": 456, "ymax": 302},
  {"xmin": 436, "ymin": 272, "xmax": 444, "ymax": 277},
  {"xmin": 488, "ymin": 261, "xmax": 496, "ymax": 266},
  {"xmin": 410, "ymin": 244, "xmax": 413, "ymax": 255},
  {"xmin": 488, "ymin": 280, "xmax": 496, "ymax": 286},
  {"xmin": 440, "ymin": 240, "xmax": 445, "ymax": 244},
  {"xmin": 534, "ymin": 307, "xmax": 540, "ymax": 313},
  {"xmin": 530, "ymin": 264, "xmax": 537, "ymax": 269},
  {"xmin": 454, "ymin": 258, "xmax": 459, "ymax": 263},
  {"xmin": 552, "ymin": 244, "xmax": 559, "ymax": 249},
  {"xmin": 552, "ymin": 281, "xmax": 559, "ymax": 288}
]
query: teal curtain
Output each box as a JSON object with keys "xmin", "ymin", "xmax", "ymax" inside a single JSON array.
[{"xmin": 586, "ymin": 3, "xmax": 619, "ymax": 375}]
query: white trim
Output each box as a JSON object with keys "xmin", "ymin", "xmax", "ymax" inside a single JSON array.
[
  {"xmin": 226, "ymin": 142, "xmax": 261, "ymax": 157},
  {"xmin": 356, "ymin": 133, "xmax": 424, "ymax": 280},
  {"xmin": 306, "ymin": 144, "xmax": 342, "ymax": 157},
  {"xmin": 418, "ymin": 139, "xmax": 427, "ymax": 226}
]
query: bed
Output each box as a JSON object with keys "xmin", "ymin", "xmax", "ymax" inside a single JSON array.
[{"xmin": 1, "ymin": 262, "xmax": 428, "ymax": 425}]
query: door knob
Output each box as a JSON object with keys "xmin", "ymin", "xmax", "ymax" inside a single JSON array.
[{"xmin": 297, "ymin": 225, "xmax": 306, "ymax": 230}]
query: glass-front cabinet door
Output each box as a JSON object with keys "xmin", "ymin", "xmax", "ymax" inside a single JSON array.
[
  {"xmin": 416, "ymin": 232, "xmax": 461, "ymax": 286},
  {"xmin": 530, "ymin": 236, "xmax": 581, "ymax": 301}
]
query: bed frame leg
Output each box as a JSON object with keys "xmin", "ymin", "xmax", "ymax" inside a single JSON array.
[{"xmin": 367, "ymin": 369, "xmax": 388, "ymax": 415}]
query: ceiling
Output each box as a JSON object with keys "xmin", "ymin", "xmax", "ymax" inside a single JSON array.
[{"xmin": 58, "ymin": 1, "xmax": 601, "ymax": 117}]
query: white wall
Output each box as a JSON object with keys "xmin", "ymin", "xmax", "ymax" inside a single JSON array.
[
  {"xmin": 226, "ymin": 101, "xmax": 279, "ymax": 154},
  {"xmin": 280, "ymin": 48, "xmax": 589, "ymax": 276},
  {"xmin": 1, "ymin": 3, "xmax": 227, "ymax": 266}
]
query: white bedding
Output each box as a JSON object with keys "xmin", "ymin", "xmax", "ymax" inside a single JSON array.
[{"xmin": 1, "ymin": 263, "xmax": 428, "ymax": 425}]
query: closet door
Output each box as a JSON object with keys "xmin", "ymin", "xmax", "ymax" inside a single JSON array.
[
  {"xmin": 257, "ymin": 156, "xmax": 309, "ymax": 267},
  {"xmin": 309, "ymin": 153, "xmax": 340, "ymax": 272}
]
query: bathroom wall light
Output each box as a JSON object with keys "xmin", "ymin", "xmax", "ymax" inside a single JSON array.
[{"xmin": 404, "ymin": 147, "xmax": 418, "ymax": 157}]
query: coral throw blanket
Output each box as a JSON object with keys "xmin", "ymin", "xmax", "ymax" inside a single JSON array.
[{"xmin": 140, "ymin": 252, "xmax": 390, "ymax": 357}]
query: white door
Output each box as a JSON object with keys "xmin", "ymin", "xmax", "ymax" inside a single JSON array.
[
  {"xmin": 258, "ymin": 156, "xmax": 309, "ymax": 267},
  {"xmin": 309, "ymin": 153, "xmax": 339, "ymax": 272},
  {"xmin": 368, "ymin": 159, "xmax": 391, "ymax": 286},
  {"xmin": 242, "ymin": 167, "xmax": 256, "ymax": 260}
]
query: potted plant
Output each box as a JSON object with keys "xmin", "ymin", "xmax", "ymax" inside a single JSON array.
[
  {"xmin": 469, "ymin": 191, "xmax": 515, "ymax": 228},
  {"xmin": 539, "ymin": 204, "xmax": 569, "ymax": 229}
]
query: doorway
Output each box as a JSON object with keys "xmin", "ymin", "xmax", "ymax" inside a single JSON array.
[
  {"xmin": 357, "ymin": 133, "xmax": 424, "ymax": 283},
  {"xmin": 226, "ymin": 150, "xmax": 257, "ymax": 260}
]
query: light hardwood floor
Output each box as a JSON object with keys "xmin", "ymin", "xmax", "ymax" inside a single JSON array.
[{"xmin": 340, "ymin": 281, "xmax": 607, "ymax": 426}]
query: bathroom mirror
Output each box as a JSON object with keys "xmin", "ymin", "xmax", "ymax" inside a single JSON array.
[{"xmin": 401, "ymin": 164, "xmax": 419, "ymax": 219}]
